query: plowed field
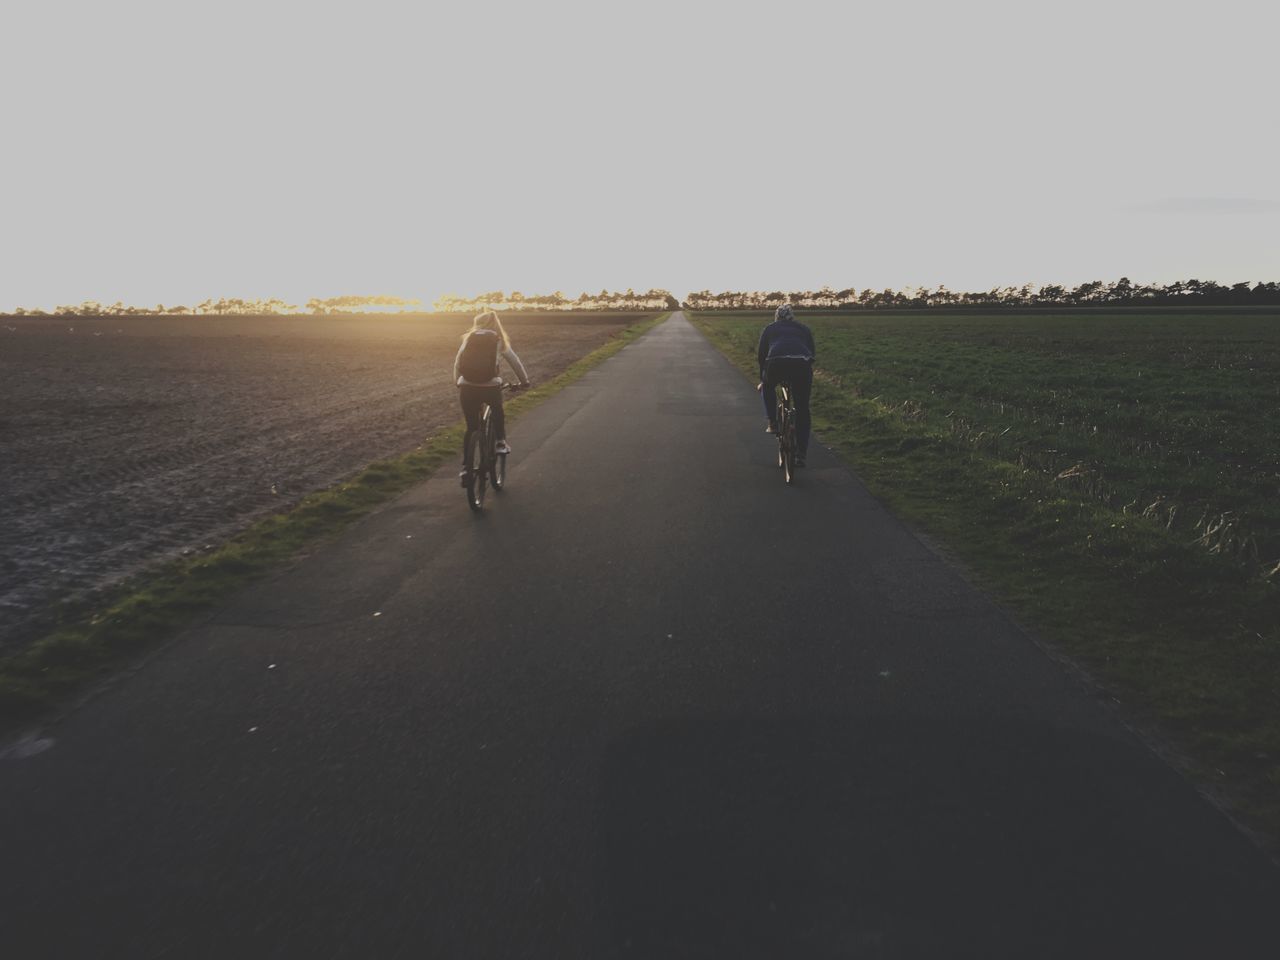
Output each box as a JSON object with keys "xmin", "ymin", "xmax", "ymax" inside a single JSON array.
[{"xmin": 0, "ymin": 312, "xmax": 639, "ymax": 652}]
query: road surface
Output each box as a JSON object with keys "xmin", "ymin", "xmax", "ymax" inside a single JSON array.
[{"xmin": 2, "ymin": 314, "xmax": 1277, "ymax": 958}]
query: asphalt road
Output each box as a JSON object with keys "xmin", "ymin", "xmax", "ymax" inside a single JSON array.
[{"xmin": 2, "ymin": 314, "xmax": 1277, "ymax": 958}]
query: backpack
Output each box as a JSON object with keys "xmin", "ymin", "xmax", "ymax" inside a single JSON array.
[{"xmin": 458, "ymin": 330, "xmax": 500, "ymax": 382}]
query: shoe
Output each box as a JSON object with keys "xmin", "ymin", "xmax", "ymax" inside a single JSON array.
[
  {"xmin": 495, "ymin": 440, "xmax": 511, "ymax": 455},
  {"xmin": 459, "ymin": 469, "xmax": 471, "ymax": 487},
  {"xmin": 765, "ymin": 422, "xmax": 777, "ymax": 434}
]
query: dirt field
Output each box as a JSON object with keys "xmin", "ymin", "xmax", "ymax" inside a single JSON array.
[{"xmin": 0, "ymin": 312, "xmax": 640, "ymax": 653}]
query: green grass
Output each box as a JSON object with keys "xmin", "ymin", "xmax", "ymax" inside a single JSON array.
[
  {"xmin": 0, "ymin": 312, "xmax": 670, "ymax": 727},
  {"xmin": 691, "ymin": 308, "xmax": 1280, "ymax": 843}
]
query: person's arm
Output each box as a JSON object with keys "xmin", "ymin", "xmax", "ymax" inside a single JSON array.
[
  {"xmin": 804, "ymin": 325, "xmax": 816, "ymax": 363},
  {"xmin": 453, "ymin": 341, "xmax": 465, "ymax": 384},
  {"xmin": 756, "ymin": 325, "xmax": 771, "ymax": 378},
  {"xmin": 502, "ymin": 345, "xmax": 530, "ymax": 385}
]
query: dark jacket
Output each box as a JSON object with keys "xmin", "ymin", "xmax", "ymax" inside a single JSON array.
[{"xmin": 757, "ymin": 317, "xmax": 816, "ymax": 375}]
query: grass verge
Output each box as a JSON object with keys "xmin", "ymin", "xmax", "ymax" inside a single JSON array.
[
  {"xmin": 690, "ymin": 310, "xmax": 1280, "ymax": 847},
  {"xmin": 0, "ymin": 312, "xmax": 670, "ymax": 728}
]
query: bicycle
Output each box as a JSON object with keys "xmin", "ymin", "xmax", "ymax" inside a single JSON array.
[
  {"xmin": 462, "ymin": 382, "xmax": 523, "ymax": 512},
  {"xmin": 775, "ymin": 382, "xmax": 798, "ymax": 485}
]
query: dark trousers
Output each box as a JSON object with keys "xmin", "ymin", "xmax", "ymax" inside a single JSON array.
[
  {"xmin": 459, "ymin": 384, "xmax": 505, "ymax": 465},
  {"xmin": 762, "ymin": 358, "xmax": 813, "ymax": 454}
]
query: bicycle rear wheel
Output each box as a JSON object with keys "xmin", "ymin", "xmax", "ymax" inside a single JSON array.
[
  {"xmin": 465, "ymin": 409, "xmax": 493, "ymax": 512},
  {"xmin": 783, "ymin": 412, "xmax": 797, "ymax": 484},
  {"xmin": 464, "ymin": 428, "xmax": 483, "ymax": 511},
  {"xmin": 776, "ymin": 393, "xmax": 788, "ymax": 469},
  {"xmin": 777, "ymin": 385, "xmax": 797, "ymax": 484},
  {"xmin": 474, "ymin": 408, "xmax": 493, "ymax": 509}
]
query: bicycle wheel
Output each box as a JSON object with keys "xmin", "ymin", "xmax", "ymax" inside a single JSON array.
[
  {"xmin": 492, "ymin": 448, "xmax": 507, "ymax": 491},
  {"xmin": 783, "ymin": 411, "xmax": 797, "ymax": 485},
  {"xmin": 473, "ymin": 407, "xmax": 492, "ymax": 509},
  {"xmin": 776, "ymin": 392, "xmax": 788, "ymax": 469},
  {"xmin": 464, "ymin": 428, "xmax": 483, "ymax": 511}
]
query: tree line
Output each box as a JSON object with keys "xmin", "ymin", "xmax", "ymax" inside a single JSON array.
[
  {"xmin": 686, "ymin": 278, "xmax": 1280, "ymax": 311},
  {"xmin": 432, "ymin": 289, "xmax": 681, "ymax": 312},
  {"xmin": 8, "ymin": 295, "xmax": 424, "ymax": 317},
  {"xmin": 8, "ymin": 290, "xmax": 683, "ymax": 316},
  {"xmin": 10, "ymin": 279, "xmax": 1280, "ymax": 317}
]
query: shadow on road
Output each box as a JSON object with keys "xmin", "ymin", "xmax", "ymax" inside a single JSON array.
[{"xmin": 600, "ymin": 714, "xmax": 1279, "ymax": 959}]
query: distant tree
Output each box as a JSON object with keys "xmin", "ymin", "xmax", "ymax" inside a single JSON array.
[{"xmin": 1069, "ymin": 280, "xmax": 1104, "ymax": 303}]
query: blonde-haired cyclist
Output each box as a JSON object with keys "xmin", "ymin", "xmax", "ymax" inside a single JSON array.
[{"xmin": 454, "ymin": 310, "xmax": 530, "ymax": 482}]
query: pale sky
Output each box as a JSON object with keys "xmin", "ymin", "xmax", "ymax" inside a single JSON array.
[{"xmin": 3, "ymin": 0, "xmax": 1277, "ymax": 310}]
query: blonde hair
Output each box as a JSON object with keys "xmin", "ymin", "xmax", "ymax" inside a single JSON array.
[{"xmin": 464, "ymin": 309, "xmax": 511, "ymax": 350}]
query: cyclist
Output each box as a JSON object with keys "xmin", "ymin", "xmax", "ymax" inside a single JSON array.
[
  {"xmin": 454, "ymin": 310, "xmax": 530, "ymax": 482},
  {"xmin": 757, "ymin": 303, "xmax": 816, "ymax": 466}
]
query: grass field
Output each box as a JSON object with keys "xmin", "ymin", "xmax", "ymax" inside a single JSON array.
[{"xmin": 691, "ymin": 308, "xmax": 1280, "ymax": 842}]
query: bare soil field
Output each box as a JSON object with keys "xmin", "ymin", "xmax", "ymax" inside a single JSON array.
[{"xmin": 0, "ymin": 311, "xmax": 639, "ymax": 653}]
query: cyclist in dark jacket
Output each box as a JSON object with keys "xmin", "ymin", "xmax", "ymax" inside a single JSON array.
[{"xmin": 757, "ymin": 304, "xmax": 816, "ymax": 465}]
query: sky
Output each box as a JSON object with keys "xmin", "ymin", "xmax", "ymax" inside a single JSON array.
[{"xmin": 2, "ymin": 0, "xmax": 1277, "ymax": 310}]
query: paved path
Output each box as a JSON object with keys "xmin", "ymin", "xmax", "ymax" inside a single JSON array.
[{"xmin": 3, "ymin": 314, "xmax": 1277, "ymax": 958}]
